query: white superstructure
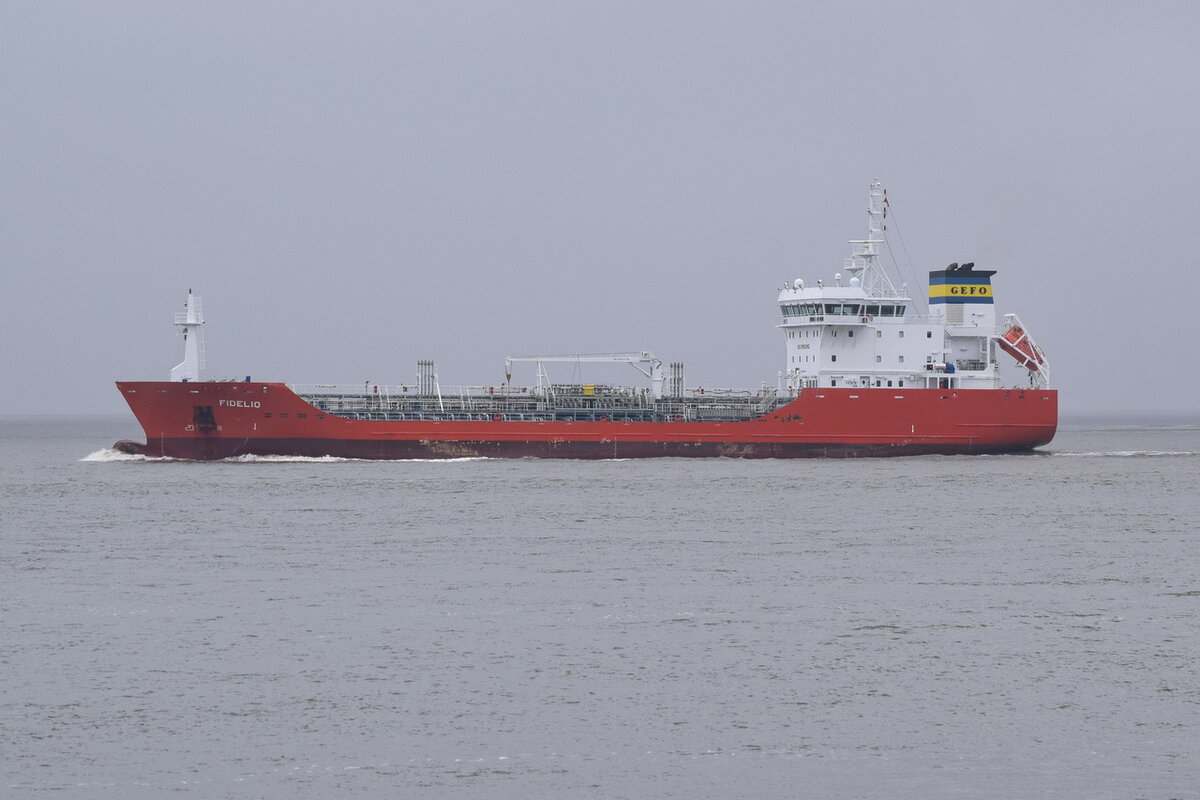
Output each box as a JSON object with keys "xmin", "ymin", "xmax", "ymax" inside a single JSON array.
[
  {"xmin": 169, "ymin": 289, "xmax": 205, "ymax": 382},
  {"xmin": 777, "ymin": 181, "xmax": 1049, "ymax": 395}
]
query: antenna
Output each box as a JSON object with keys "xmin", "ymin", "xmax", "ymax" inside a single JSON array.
[{"xmin": 843, "ymin": 179, "xmax": 901, "ymax": 298}]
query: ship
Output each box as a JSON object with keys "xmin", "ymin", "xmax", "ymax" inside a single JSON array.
[{"xmin": 114, "ymin": 182, "xmax": 1057, "ymax": 460}]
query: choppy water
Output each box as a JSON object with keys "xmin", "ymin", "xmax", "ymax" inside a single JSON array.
[{"xmin": 3, "ymin": 414, "xmax": 1199, "ymax": 798}]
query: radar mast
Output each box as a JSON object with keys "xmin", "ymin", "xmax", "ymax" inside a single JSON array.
[{"xmin": 843, "ymin": 180, "xmax": 901, "ymax": 299}]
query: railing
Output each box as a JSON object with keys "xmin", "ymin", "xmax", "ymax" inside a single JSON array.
[
  {"xmin": 291, "ymin": 382, "xmax": 772, "ymax": 400},
  {"xmin": 290, "ymin": 383, "xmax": 784, "ymax": 423},
  {"xmin": 291, "ymin": 382, "xmax": 531, "ymax": 397},
  {"xmin": 780, "ymin": 312, "xmax": 942, "ymax": 326}
]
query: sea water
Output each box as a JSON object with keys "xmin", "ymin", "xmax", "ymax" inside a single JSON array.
[{"xmin": 2, "ymin": 414, "xmax": 1198, "ymax": 799}]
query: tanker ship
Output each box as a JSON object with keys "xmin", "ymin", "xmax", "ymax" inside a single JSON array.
[{"xmin": 114, "ymin": 182, "xmax": 1056, "ymax": 460}]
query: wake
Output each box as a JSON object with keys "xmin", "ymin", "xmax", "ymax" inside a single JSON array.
[
  {"xmin": 80, "ymin": 449, "xmax": 493, "ymax": 463},
  {"xmin": 1052, "ymin": 450, "xmax": 1199, "ymax": 459}
]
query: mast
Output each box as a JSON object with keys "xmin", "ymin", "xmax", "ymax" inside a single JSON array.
[
  {"xmin": 843, "ymin": 180, "xmax": 901, "ymax": 299},
  {"xmin": 169, "ymin": 289, "xmax": 205, "ymax": 382}
]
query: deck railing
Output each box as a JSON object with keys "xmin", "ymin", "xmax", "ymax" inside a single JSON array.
[{"xmin": 290, "ymin": 384, "xmax": 783, "ymax": 423}]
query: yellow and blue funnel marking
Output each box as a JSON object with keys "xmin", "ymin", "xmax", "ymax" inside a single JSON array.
[{"xmin": 928, "ymin": 266, "xmax": 996, "ymax": 305}]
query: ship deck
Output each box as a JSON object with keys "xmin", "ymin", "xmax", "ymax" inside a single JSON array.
[{"xmin": 293, "ymin": 383, "xmax": 786, "ymax": 423}]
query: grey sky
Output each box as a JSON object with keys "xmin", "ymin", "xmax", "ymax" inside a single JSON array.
[{"xmin": 3, "ymin": 1, "xmax": 1197, "ymax": 416}]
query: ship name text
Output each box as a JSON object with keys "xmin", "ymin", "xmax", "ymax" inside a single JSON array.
[{"xmin": 219, "ymin": 399, "xmax": 262, "ymax": 408}]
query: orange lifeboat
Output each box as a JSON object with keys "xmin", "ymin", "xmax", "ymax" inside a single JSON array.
[{"xmin": 999, "ymin": 324, "xmax": 1045, "ymax": 371}]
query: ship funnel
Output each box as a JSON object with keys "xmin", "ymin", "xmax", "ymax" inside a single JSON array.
[{"xmin": 928, "ymin": 264, "xmax": 997, "ymax": 330}]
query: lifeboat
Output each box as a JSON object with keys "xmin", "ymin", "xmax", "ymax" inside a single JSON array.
[{"xmin": 999, "ymin": 323, "xmax": 1045, "ymax": 371}]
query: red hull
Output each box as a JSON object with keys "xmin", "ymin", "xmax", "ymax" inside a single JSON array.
[{"xmin": 114, "ymin": 381, "xmax": 1058, "ymax": 460}]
